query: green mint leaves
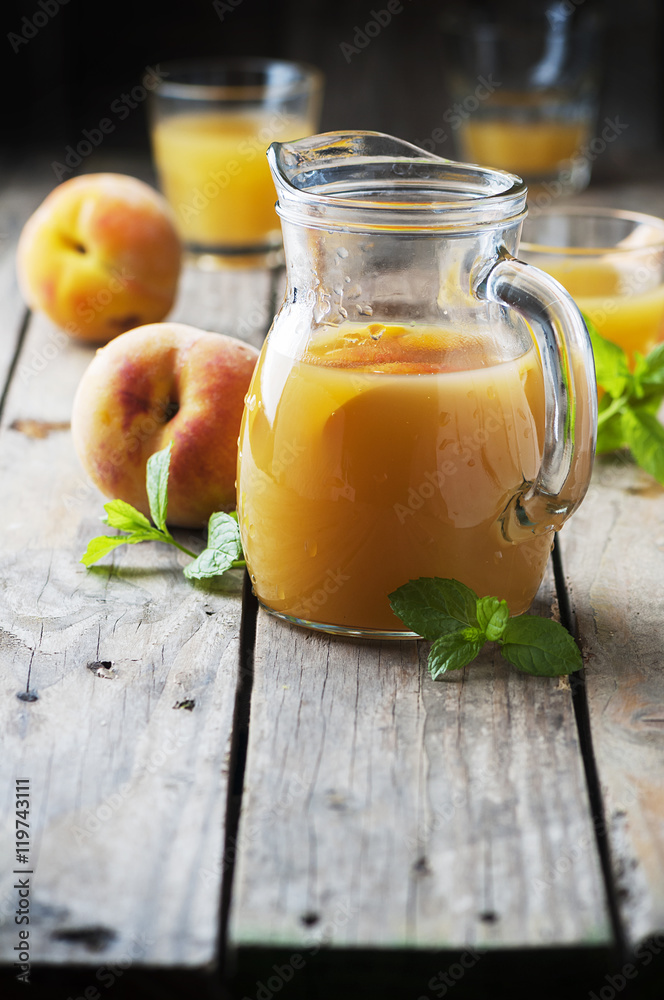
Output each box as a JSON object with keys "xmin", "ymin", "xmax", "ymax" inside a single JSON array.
[
  {"xmin": 389, "ymin": 578, "xmax": 582, "ymax": 678},
  {"xmin": 586, "ymin": 315, "xmax": 664, "ymax": 484},
  {"xmin": 81, "ymin": 442, "xmax": 245, "ymax": 580},
  {"xmin": 183, "ymin": 511, "xmax": 243, "ymax": 580},
  {"xmin": 146, "ymin": 443, "xmax": 171, "ymax": 533}
]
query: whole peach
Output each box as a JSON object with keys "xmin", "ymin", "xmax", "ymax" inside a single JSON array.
[
  {"xmin": 17, "ymin": 173, "xmax": 182, "ymax": 344},
  {"xmin": 71, "ymin": 323, "xmax": 259, "ymax": 528}
]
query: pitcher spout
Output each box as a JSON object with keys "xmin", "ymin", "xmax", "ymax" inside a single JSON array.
[{"xmin": 267, "ymin": 130, "xmax": 527, "ymax": 234}]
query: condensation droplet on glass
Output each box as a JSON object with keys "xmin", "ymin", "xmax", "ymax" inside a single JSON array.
[
  {"xmin": 251, "ymin": 573, "xmax": 257, "ymax": 583},
  {"xmin": 517, "ymin": 407, "xmax": 526, "ymax": 421},
  {"xmin": 337, "ymin": 247, "xmax": 349, "ymax": 258},
  {"xmin": 357, "ymin": 304, "xmax": 374, "ymax": 317},
  {"xmin": 305, "ymin": 540, "xmax": 318, "ymax": 557},
  {"xmin": 344, "ymin": 275, "xmax": 351, "ymax": 283},
  {"xmin": 468, "ymin": 459, "xmax": 476, "ymax": 467},
  {"xmin": 333, "ymin": 286, "xmax": 343, "ymax": 295},
  {"xmin": 339, "ymin": 306, "xmax": 348, "ymax": 319},
  {"xmin": 314, "ymin": 290, "xmax": 332, "ymax": 323},
  {"xmin": 244, "ymin": 392, "xmax": 257, "ymax": 411},
  {"xmin": 248, "ymin": 523, "xmax": 256, "ymax": 538}
]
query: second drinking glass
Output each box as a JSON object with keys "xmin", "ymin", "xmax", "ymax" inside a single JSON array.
[{"xmin": 149, "ymin": 58, "xmax": 323, "ymax": 267}]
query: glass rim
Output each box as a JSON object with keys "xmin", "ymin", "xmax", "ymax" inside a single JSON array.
[
  {"xmin": 521, "ymin": 205, "xmax": 664, "ymax": 256},
  {"xmin": 153, "ymin": 57, "xmax": 323, "ymax": 102}
]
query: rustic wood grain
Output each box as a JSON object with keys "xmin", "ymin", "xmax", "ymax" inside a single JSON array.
[
  {"xmin": 169, "ymin": 262, "xmax": 274, "ymax": 348},
  {"xmin": 0, "ymin": 164, "xmax": 54, "ymax": 397},
  {"xmin": 229, "ymin": 565, "xmax": 611, "ymax": 956},
  {"xmin": 558, "ymin": 457, "xmax": 664, "ymax": 949},
  {"xmin": 0, "ymin": 259, "xmax": 272, "ymax": 965}
]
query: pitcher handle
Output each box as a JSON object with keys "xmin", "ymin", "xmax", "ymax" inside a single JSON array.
[{"xmin": 477, "ymin": 253, "xmax": 598, "ymax": 540}]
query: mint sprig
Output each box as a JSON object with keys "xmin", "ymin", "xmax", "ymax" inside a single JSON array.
[
  {"xmin": 183, "ymin": 511, "xmax": 243, "ymax": 580},
  {"xmin": 389, "ymin": 578, "xmax": 582, "ymax": 678},
  {"xmin": 81, "ymin": 442, "xmax": 245, "ymax": 580},
  {"xmin": 585, "ymin": 315, "xmax": 664, "ymax": 483}
]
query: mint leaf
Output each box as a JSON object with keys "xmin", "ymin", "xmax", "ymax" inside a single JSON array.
[
  {"xmin": 389, "ymin": 577, "xmax": 477, "ymax": 640},
  {"xmin": 81, "ymin": 530, "xmax": 158, "ymax": 567},
  {"xmin": 500, "ymin": 616, "xmax": 582, "ymax": 676},
  {"xmin": 146, "ymin": 442, "xmax": 172, "ymax": 533},
  {"xmin": 476, "ymin": 596, "xmax": 509, "ymax": 641},
  {"xmin": 621, "ymin": 407, "xmax": 664, "ymax": 485},
  {"xmin": 82, "ymin": 442, "xmax": 251, "ymax": 581},
  {"xmin": 428, "ymin": 630, "xmax": 484, "ymax": 679},
  {"xmin": 586, "ymin": 319, "xmax": 630, "ymax": 397},
  {"xmin": 582, "ymin": 312, "xmax": 664, "ymax": 480},
  {"xmin": 596, "ymin": 394, "xmax": 627, "ymax": 454},
  {"xmin": 638, "ymin": 343, "xmax": 664, "ymax": 390},
  {"xmin": 184, "ymin": 511, "xmax": 244, "ymax": 580},
  {"xmin": 391, "ymin": 576, "xmax": 582, "ymax": 678},
  {"xmin": 596, "ymin": 414, "xmax": 625, "ymax": 455},
  {"xmin": 102, "ymin": 499, "xmax": 153, "ymax": 533}
]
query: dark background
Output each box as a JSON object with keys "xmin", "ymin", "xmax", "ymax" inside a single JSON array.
[{"xmin": 2, "ymin": 0, "xmax": 663, "ymax": 182}]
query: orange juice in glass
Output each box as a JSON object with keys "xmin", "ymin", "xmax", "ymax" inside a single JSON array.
[
  {"xmin": 521, "ymin": 208, "xmax": 664, "ymax": 363},
  {"xmin": 456, "ymin": 91, "xmax": 593, "ymax": 190},
  {"xmin": 149, "ymin": 59, "xmax": 322, "ymax": 265}
]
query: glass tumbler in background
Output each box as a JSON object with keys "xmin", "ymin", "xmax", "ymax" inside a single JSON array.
[
  {"xmin": 520, "ymin": 207, "xmax": 664, "ymax": 363},
  {"xmin": 148, "ymin": 58, "xmax": 323, "ymax": 267},
  {"xmin": 439, "ymin": 6, "xmax": 602, "ymax": 195}
]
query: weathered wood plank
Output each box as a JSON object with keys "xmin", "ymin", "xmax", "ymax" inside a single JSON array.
[
  {"xmin": 558, "ymin": 458, "xmax": 664, "ymax": 949},
  {"xmin": 0, "ymin": 259, "xmax": 271, "ymax": 965},
  {"xmin": 0, "ymin": 164, "xmax": 55, "ymax": 397},
  {"xmin": 170, "ymin": 262, "xmax": 274, "ymax": 349},
  {"xmin": 229, "ymin": 565, "xmax": 611, "ymax": 957}
]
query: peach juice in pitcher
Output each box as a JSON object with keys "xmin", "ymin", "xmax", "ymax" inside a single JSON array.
[{"xmin": 237, "ymin": 133, "xmax": 597, "ymax": 637}]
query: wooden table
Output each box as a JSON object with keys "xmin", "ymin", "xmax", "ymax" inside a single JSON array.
[{"xmin": 1, "ymin": 163, "xmax": 664, "ymax": 1000}]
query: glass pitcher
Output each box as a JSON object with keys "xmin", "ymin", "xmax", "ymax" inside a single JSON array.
[{"xmin": 237, "ymin": 132, "xmax": 597, "ymax": 638}]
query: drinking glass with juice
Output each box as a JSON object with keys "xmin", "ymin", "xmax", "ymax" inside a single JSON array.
[
  {"xmin": 149, "ymin": 59, "xmax": 322, "ymax": 264},
  {"xmin": 521, "ymin": 208, "xmax": 664, "ymax": 363},
  {"xmin": 456, "ymin": 91, "xmax": 593, "ymax": 193},
  {"xmin": 237, "ymin": 132, "xmax": 597, "ymax": 638}
]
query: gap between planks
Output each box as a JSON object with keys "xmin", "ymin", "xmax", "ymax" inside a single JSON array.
[
  {"xmin": 552, "ymin": 536, "xmax": 628, "ymax": 959},
  {"xmin": 218, "ymin": 265, "xmax": 281, "ymax": 965}
]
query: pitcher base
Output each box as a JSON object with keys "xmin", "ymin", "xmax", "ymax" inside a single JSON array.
[{"xmin": 257, "ymin": 601, "xmax": 420, "ymax": 640}]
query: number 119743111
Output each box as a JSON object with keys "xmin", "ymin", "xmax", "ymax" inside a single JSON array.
[{"xmin": 15, "ymin": 779, "xmax": 30, "ymax": 864}]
